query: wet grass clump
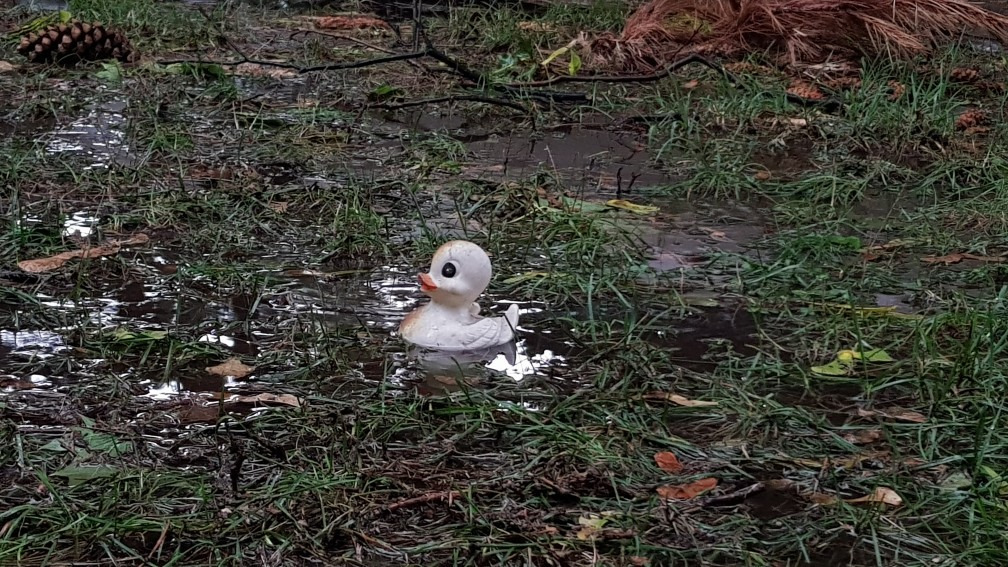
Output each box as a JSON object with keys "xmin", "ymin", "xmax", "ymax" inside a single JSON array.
[{"xmin": 3, "ymin": 0, "xmax": 1008, "ymax": 565}]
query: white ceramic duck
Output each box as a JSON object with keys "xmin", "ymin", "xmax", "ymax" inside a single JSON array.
[{"xmin": 399, "ymin": 240, "xmax": 519, "ymax": 351}]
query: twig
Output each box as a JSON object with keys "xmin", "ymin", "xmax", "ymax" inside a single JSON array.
[
  {"xmin": 371, "ymin": 94, "xmax": 529, "ymax": 113},
  {"xmin": 698, "ymin": 482, "xmax": 766, "ymax": 507},
  {"xmin": 505, "ymin": 54, "xmax": 739, "ymax": 88},
  {"xmin": 290, "ymin": 29, "xmax": 397, "ymax": 55},
  {"xmin": 379, "ymin": 490, "xmax": 461, "ymax": 515}
]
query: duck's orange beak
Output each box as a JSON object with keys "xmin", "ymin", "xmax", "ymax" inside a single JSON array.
[{"xmin": 418, "ymin": 272, "xmax": 437, "ymax": 292}]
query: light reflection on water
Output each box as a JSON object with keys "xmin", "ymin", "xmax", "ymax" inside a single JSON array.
[{"xmin": 44, "ymin": 96, "xmax": 131, "ymax": 170}]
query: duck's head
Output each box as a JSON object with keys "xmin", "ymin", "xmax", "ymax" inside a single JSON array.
[{"xmin": 417, "ymin": 240, "xmax": 492, "ymax": 308}]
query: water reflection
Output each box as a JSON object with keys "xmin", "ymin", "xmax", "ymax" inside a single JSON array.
[
  {"xmin": 44, "ymin": 96, "xmax": 131, "ymax": 170},
  {"xmin": 63, "ymin": 211, "xmax": 100, "ymax": 239}
]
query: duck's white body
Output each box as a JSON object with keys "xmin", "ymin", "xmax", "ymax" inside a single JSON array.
[{"xmin": 399, "ymin": 240, "xmax": 519, "ymax": 351}]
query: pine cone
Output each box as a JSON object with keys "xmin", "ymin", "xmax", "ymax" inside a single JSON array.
[
  {"xmin": 949, "ymin": 67, "xmax": 980, "ymax": 83},
  {"xmin": 786, "ymin": 79, "xmax": 825, "ymax": 101},
  {"xmin": 954, "ymin": 108, "xmax": 988, "ymax": 131},
  {"xmin": 16, "ymin": 20, "xmax": 135, "ymax": 66}
]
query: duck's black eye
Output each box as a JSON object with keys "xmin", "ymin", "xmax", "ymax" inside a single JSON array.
[{"xmin": 441, "ymin": 262, "xmax": 457, "ymax": 278}]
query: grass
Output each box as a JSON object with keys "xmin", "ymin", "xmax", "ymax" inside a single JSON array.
[{"xmin": 3, "ymin": 0, "xmax": 1008, "ymax": 565}]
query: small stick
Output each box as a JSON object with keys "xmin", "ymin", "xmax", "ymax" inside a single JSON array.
[
  {"xmin": 381, "ymin": 490, "xmax": 461, "ymax": 515},
  {"xmin": 372, "ymin": 94, "xmax": 528, "ymax": 114}
]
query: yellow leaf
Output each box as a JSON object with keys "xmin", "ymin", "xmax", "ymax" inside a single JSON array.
[
  {"xmin": 206, "ymin": 358, "xmax": 255, "ymax": 378},
  {"xmin": 605, "ymin": 199, "xmax": 659, "ymax": 215},
  {"xmin": 845, "ymin": 486, "xmax": 903, "ymax": 506},
  {"xmin": 541, "ymin": 45, "xmax": 570, "ymax": 67}
]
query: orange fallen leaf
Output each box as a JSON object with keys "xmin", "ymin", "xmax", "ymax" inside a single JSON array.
[
  {"xmin": 315, "ymin": 15, "xmax": 389, "ymax": 31},
  {"xmin": 18, "ymin": 234, "xmax": 150, "ymax": 273},
  {"xmin": 922, "ymin": 252, "xmax": 1006, "ymax": 265},
  {"xmin": 642, "ymin": 391, "xmax": 718, "ymax": 407},
  {"xmin": 206, "ymin": 358, "xmax": 255, "ymax": 378},
  {"xmin": 845, "ymin": 486, "xmax": 903, "ymax": 507},
  {"xmin": 654, "ymin": 452, "xmax": 683, "ymax": 473},
  {"xmin": 682, "ymin": 79, "xmax": 700, "ymax": 89},
  {"xmin": 754, "ymin": 170, "xmax": 771, "ymax": 181},
  {"xmin": 656, "ymin": 477, "xmax": 718, "ymax": 500}
]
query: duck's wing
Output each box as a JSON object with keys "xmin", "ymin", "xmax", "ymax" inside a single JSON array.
[{"xmin": 452, "ymin": 316, "xmax": 515, "ymax": 350}]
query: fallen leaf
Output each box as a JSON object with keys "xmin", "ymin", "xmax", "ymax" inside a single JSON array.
[
  {"xmin": 656, "ymin": 477, "xmax": 718, "ymax": 500},
  {"xmin": 176, "ymin": 404, "xmax": 221, "ymax": 424},
  {"xmin": 654, "ymin": 452, "xmax": 683, "ymax": 473},
  {"xmin": 922, "ymin": 252, "xmax": 1006, "ymax": 265},
  {"xmin": 17, "ymin": 234, "xmax": 150, "ymax": 273},
  {"xmin": 517, "ymin": 21, "xmax": 555, "ymax": 33},
  {"xmin": 231, "ymin": 393, "xmax": 301, "ymax": 407},
  {"xmin": 843, "ymin": 429, "xmax": 882, "ymax": 445},
  {"xmin": 754, "ymin": 170, "xmax": 772, "ymax": 181},
  {"xmin": 845, "ymin": 486, "xmax": 903, "ymax": 506},
  {"xmin": 810, "ymin": 359, "xmax": 850, "ymax": 376},
  {"xmin": 0, "ymin": 377, "xmax": 35, "ymax": 390},
  {"xmin": 806, "ymin": 492, "xmax": 839, "ymax": 505},
  {"xmin": 682, "ymin": 79, "xmax": 700, "ymax": 89},
  {"xmin": 857, "ymin": 407, "xmax": 927, "ymax": 423},
  {"xmin": 268, "ymin": 201, "xmax": 290, "ymax": 213},
  {"xmin": 698, "ymin": 227, "xmax": 730, "ymax": 242},
  {"xmin": 629, "ymin": 557, "xmax": 650, "ymax": 566},
  {"xmin": 787, "ymin": 117, "xmax": 808, "ymax": 127},
  {"xmin": 232, "ymin": 63, "xmax": 298, "ymax": 79},
  {"xmin": 606, "ymin": 199, "xmax": 659, "ymax": 215},
  {"xmin": 642, "ymin": 391, "xmax": 718, "ymax": 407},
  {"xmin": 314, "ymin": 15, "xmax": 389, "ymax": 30},
  {"xmin": 0, "ymin": 61, "xmax": 17, "ymax": 73},
  {"xmin": 206, "ymin": 358, "xmax": 255, "ymax": 378}
]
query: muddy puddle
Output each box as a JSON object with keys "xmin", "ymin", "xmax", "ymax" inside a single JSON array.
[{"xmin": 1, "ymin": 71, "xmax": 777, "ymax": 406}]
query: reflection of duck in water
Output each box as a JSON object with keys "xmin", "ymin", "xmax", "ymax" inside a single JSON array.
[{"xmin": 399, "ymin": 240, "xmax": 519, "ymax": 352}]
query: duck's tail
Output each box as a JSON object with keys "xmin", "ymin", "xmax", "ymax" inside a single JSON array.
[{"xmin": 504, "ymin": 303, "xmax": 520, "ymax": 331}]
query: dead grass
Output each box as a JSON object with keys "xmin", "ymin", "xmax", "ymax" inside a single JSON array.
[{"xmin": 586, "ymin": 0, "xmax": 1008, "ymax": 72}]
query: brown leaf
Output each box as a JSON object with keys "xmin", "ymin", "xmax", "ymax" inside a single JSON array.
[
  {"xmin": 17, "ymin": 234, "xmax": 150, "ymax": 273},
  {"xmin": 682, "ymin": 79, "xmax": 700, "ymax": 89},
  {"xmin": 653, "ymin": 451, "xmax": 683, "ymax": 473},
  {"xmin": 845, "ymin": 486, "xmax": 903, "ymax": 507},
  {"xmin": 517, "ymin": 21, "xmax": 556, "ymax": 32},
  {"xmin": 315, "ymin": 15, "xmax": 389, "ymax": 30},
  {"xmin": 0, "ymin": 61, "xmax": 18, "ymax": 73},
  {"xmin": 176, "ymin": 404, "xmax": 221, "ymax": 424},
  {"xmin": 642, "ymin": 391, "xmax": 718, "ymax": 407},
  {"xmin": 268, "ymin": 201, "xmax": 290, "ymax": 213},
  {"xmin": 206, "ymin": 358, "xmax": 255, "ymax": 378},
  {"xmin": 0, "ymin": 377, "xmax": 36, "ymax": 390},
  {"xmin": 806, "ymin": 492, "xmax": 839, "ymax": 505},
  {"xmin": 922, "ymin": 252, "xmax": 1006, "ymax": 265},
  {"xmin": 629, "ymin": 557, "xmax": 650, "ymax": 566},
  {"xmin": 656, "ymin": 477, "xmax": 718, "ymax": 500},
  {"xmin": 754, "ymin": 170, "xmax": 771, "ymax": 181},
  {"xmin": 843, "ymin": 429, "xmax": 882, "ymax": 445}
]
